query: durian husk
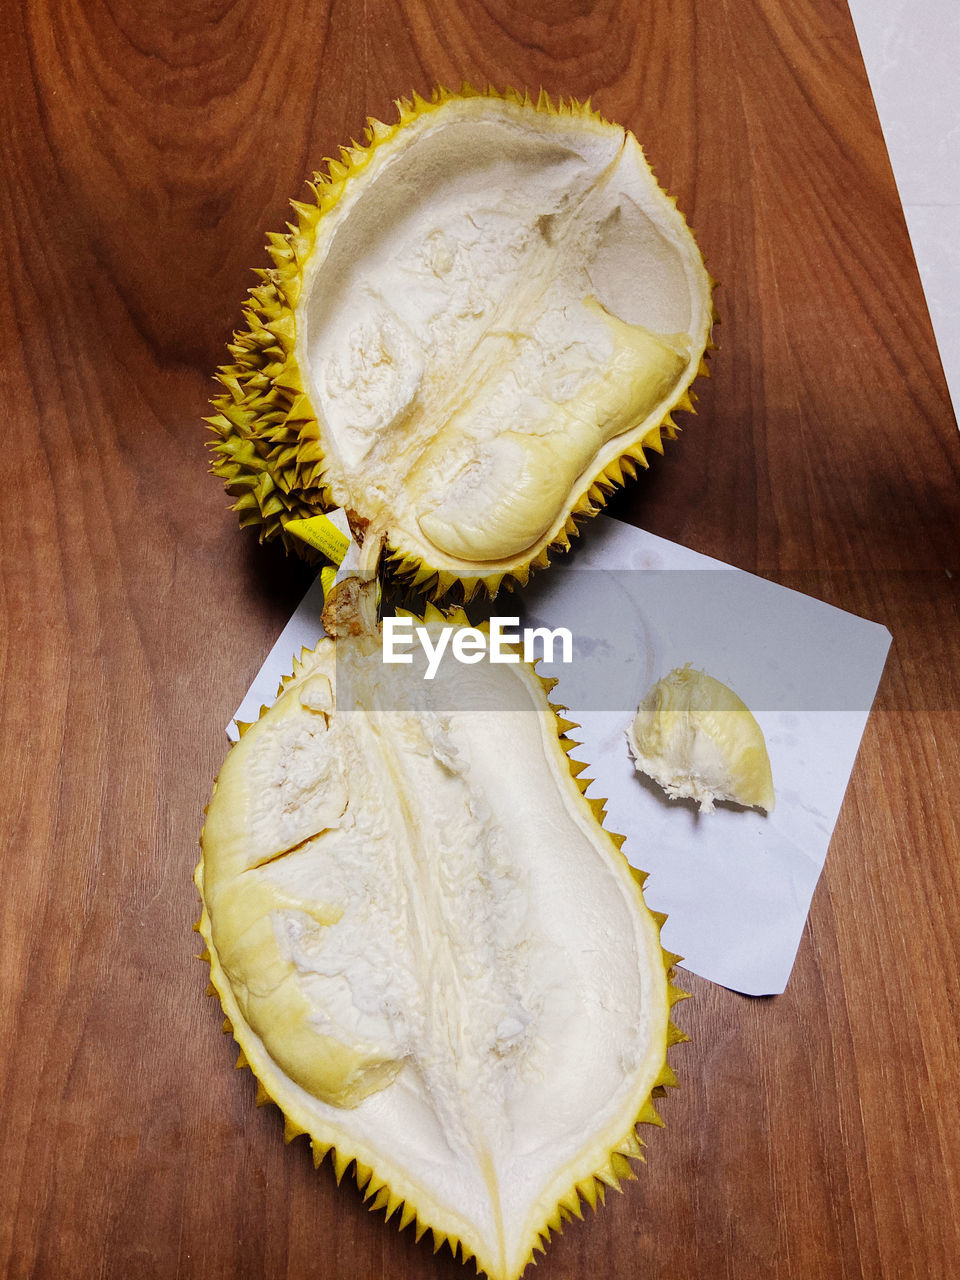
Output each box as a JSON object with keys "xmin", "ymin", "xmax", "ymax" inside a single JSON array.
[
  {"xmin": 194, "ymin": 609, "xmax": 688, "ymax": 1280},
  {"xmin": 206, "ymin": 85, "xmax": 717, "ymax": 601}
]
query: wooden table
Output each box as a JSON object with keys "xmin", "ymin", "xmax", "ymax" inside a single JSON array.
[{"xmin": 2, "ymin": 1, "xmax": 958, "ymax": 1276}]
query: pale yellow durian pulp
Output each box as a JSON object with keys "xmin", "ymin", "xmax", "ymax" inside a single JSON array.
[{"xmin": 628, "ymin": 666, "xmax": 775, "ymax": 813}]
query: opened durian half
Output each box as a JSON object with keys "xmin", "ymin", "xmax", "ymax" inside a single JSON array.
[
  {"xmin": 196, "ymin": 608, "xmax": 684, "ymax": 1280},
  {"xmin": 209, "ymin": 86, "xmax": 714, "ymax": 598}
]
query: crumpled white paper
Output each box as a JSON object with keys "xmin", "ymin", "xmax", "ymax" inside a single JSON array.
[{"xmin": 230, "ymin": 515, "xmax": 890, "ymax": 996}]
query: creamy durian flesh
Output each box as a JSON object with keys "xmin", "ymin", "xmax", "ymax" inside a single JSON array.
[
  {"xmin": 197, "ymin": 623, "xmax": 681, "ymax": 1280},
  {"xmin": 628, "ymin": 666, "xmax": 776, "ymax": 813},
  {"xmin": 210, "ymin": 89, "xmax": 714, "ymax": 596}
]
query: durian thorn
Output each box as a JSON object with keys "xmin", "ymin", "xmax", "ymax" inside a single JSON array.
[
  {"xmin": 617, "ymin": 1129, "xmax": 645, "ymax": 1159},
  {"xmin": 283, "ymin": 1116, "xmax": 306, "ymax": 1144},
  {"xmin": 369, "ymin": 1186, "xmax": 391, "ymax": 1213},
  {"xmin": 381, "ymin": 1189, "xmax": 404, "ymax": 1222},
  {"xmin": 577, "ymin": 1177, "xmax": 600, "ymax": 1211},
  {"xmin": 559, "ymin": 1188, "xmax": 583, "ymax": 1220},
  {"xmin": 655, "ymin": 1062, "xmax": 679, "ymax": 1090},
  {"xmin": 587, "ymin": 796, "xmax": 607, "ymax": 822},
  {"xmin": 637, "ymin": 1098, "xmax": 664, "ymax": 1127},
  {"xmin": 331, "ymin": 1148, "xmax": 351, "ymax": 1184}
]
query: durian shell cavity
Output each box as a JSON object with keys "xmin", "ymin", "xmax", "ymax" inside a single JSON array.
[
  {"xmin": 209, "ymin": 88, "xmax": 714, "ymax": 597},
  {"xmin": 197, "ymin": 624, "xmax": 682, "ymax": 1280}
]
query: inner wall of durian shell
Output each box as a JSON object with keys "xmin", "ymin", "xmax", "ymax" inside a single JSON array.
[
  {"xmin": 299, "ymin": 113, "xmax": 696, "ymax": 566},
  {"xmin": 210, "ymin": 640, "xmax": 664, "ymax": 1261}
]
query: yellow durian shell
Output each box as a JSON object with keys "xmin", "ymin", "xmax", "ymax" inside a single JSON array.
[
  {"xmin": 206, "ymin": 85, "xmax": 716, "ymax": 600},
  {"xmin": 195, "ymin": 625, "xmax": 689, "ymax": 1280}
]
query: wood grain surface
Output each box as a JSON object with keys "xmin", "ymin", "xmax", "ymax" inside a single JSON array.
[{"xmin": 1, "ymin": 1, "xmax": 959, "ymax": 1278}]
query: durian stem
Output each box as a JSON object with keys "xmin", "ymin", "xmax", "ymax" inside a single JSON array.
[{"xmin": 320, "ymin": 524, "xmax": 386, "ymax": 639}]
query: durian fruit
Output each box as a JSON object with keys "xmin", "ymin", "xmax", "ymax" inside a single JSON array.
[
  {"xmin": 196, "ymin": 608, "xmax": 685, "ymax": 1280},
  {"xmin": 208, "ymin": 86, "xmax": 715, "ymax": 599},
  {"xmin": 628, "ymin": 666, "xmax": 775, "ymax": 813}
]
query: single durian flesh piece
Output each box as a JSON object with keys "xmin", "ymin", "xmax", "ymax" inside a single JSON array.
[
  {"xmin": 209, "ymin": 86, "xmax": 714, "ymax": 599},
  {"xmin": 628, "ymin": 666, "xmax": 775, "ymax": 813},
  {"xmin": 197, "ymin": 615, "xmax": 683, "ymax": 1280}
]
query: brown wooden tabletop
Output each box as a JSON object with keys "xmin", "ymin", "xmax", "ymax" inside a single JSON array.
[{"xmin": 2, "ymin": 1, "xmax": 959, "ymax": 1277}]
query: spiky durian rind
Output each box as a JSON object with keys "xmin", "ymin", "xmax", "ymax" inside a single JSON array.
[
  {"xmin": 207, "ymin": 83, "xmax": 716, "ymax": 600},
  {"xmin": 195, "ymin": 623, "xmax": 687, "ymax": 1280}
]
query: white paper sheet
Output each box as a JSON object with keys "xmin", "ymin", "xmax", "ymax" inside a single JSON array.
[{"xmin": 229, "ymin": 515, "xmax": 890, "ymax": 996}]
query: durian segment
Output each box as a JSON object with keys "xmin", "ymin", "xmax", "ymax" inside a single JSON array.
[
  {"xmin": 627, "ymin": 666, "xmax": 775, "ymax": 813},
  {"xmin": 208, "ymin": 86, "xmax": 714, "ymax": 595},
  {"xmin": 198, "ymin": 624, "xmax": 678, "ymax": 1280},
  {"xmin": 415, "ymin": 301, "xmax": 688, "ymax": 562}
]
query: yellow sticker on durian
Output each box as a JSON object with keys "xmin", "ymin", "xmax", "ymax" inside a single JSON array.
[{"xmin": 284, "ymin": 515, "xmax": 350, "ymax": 564}]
